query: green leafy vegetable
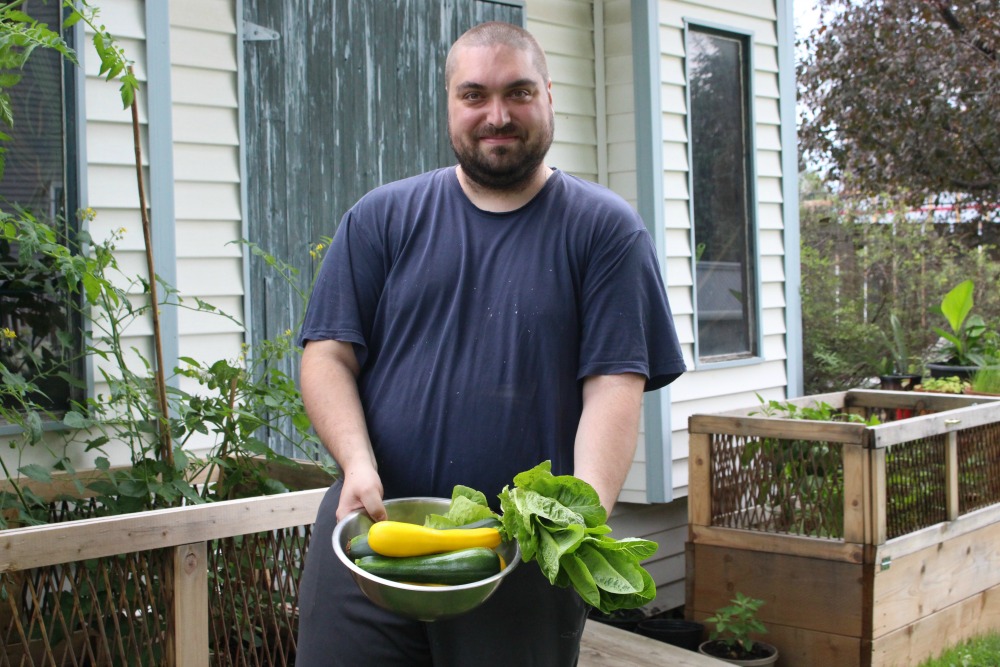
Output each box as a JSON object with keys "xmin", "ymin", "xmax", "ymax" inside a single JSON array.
[
  {"xmin": 423, "ymin": 485, "xmax": 500, "ymax": 529},
  {"xmin": 499, "ymin": 461, "xmax": 658, "ymax": 613},
  {"xmin": 425, "ymin": 462, "xmax": 659, "ymax": 613}
]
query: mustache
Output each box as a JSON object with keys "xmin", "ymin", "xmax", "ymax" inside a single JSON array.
[{"xmin": 477, "ymin": 124, "xmax": 520, "ymax": 138}]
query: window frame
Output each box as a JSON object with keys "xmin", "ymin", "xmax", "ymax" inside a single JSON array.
[{"xmin": 683, "ymin": 20, "xmax": 763, "ymax": 368}]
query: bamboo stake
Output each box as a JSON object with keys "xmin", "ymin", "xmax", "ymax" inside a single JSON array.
[{"xmin": 129, "ymin": 66, "xmax": 173, "ymax": 468}]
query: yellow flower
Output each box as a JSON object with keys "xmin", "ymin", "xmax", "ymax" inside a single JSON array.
[{"xmin": 1, "ymin": 327, "xmax": 16, "ymax": 340}]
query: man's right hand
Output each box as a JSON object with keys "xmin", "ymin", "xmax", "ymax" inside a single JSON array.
[{"xmin": 337, "ymin": 462, "xmax": 386, "ymax": 522}]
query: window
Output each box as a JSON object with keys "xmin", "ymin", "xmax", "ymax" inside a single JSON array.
[
  {"xmin": 687, "ymin": 25, "xmax": 759, "ymax": 362},
  {"xmin": 0, "ymin": 3, "xmax": 80, "ymax": 413}
]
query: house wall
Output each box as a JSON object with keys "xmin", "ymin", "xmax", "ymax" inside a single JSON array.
[{"xmin": 76, "ymin": 0, "xmax": 245, "ymax": 464}]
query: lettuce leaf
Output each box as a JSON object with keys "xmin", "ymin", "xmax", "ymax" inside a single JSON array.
[
  {"xmin": 497, "ymin": 461, "xmax": 659, "ymax": 614},
  {"xmin": 423, "ymin": 485, "xmax": 500, "ymax": 528}
]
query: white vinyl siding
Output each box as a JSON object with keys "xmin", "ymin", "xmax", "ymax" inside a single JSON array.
[
  {"xmin": 527, "ymin": 0, "xmax": 600, "ymax": 183},
  {"xmin": 78, "ymin": 0, "xmax": 245, "ymax": 460}
]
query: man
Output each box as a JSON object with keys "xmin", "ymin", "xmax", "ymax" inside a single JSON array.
[{"xmin": 295, "ymin": 21, "xmax": 684, "ymax": 666}]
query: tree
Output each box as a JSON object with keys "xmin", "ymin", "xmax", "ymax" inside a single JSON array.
[{"xmin": 798, "ymin": 1, "xmax": 1000, "ymax": 216}]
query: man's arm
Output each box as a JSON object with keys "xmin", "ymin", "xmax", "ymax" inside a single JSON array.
[
  {"xmin": 300, "ymin": 339, "xmax": 386, "ymax": 522},
  {"xmin": 573, "ymin": 372, "xmax": 646, "ymax": 515}
]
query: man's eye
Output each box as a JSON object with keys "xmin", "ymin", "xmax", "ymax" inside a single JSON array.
[{"xmin": 511, "ymin": 90, "xmax": 531, "ymax": 99}]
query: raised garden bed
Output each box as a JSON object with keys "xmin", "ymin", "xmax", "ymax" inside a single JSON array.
[{"xmin": 687, "ymin": 389, "xmax": 1000, "ymax": 667}]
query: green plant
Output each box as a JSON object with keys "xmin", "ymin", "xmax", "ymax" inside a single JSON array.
[
  {"xmin": 917, "ymin": 631, "xmax": 1000, "ymax": 667},
  {"xmin": 745, "ymin": 396, "xmax": 880, "ymax": 538},
  {"xmin": 0, "ymin": 213, "xmax": 334, "ymax": 524},
  {"xmin": 931, "ymin": 280, "xmax": 990, "ymax": 367},
  {"xmin": 969, "ymin": 366, "xmax": 1000, "ymax": 395},
  {"xmin": 704, "ymin": 592, "xmax": 769, "ymax": 658},
  {"xmin": 879, "ymin": 313, "xmax": 917, "ymax": 375},
  {"xmin": 915, "ymin": 376, "xmax": 971, "ymax": 394}
]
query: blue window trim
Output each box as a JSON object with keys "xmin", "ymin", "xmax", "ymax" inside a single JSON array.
[
  {"xmin": 632, "ymin": 0, "xmax": 672, "ymax": 503},
  {"xmin": 776, "ymin": 0, "xmax": 803, "ymax": 398},
  {"xmin": 683, "ymin": 19, "xmax": 764, "ymax": 371}
]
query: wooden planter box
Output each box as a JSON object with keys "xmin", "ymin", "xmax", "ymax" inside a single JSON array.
[
  {"xmin": 0, "ymin": 461, "xmax": 335, "ymax": 666},
  {"xmin": 687, "ymin": 390, "xmax": 1000, "ymax": 667}
]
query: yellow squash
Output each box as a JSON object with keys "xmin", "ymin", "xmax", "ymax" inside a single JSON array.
[{"xmin": 366, "ymin": 520, "xmax": 501, "ymax": 557}]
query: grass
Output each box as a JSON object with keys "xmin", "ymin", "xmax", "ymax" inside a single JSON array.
[{"xmin": 917, "ymin": 633, "xmax": 1000, "ymax": 667}]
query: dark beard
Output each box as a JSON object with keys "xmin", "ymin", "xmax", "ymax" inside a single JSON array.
[{"xmin": 450, "ymin": 119, "xmax": 553, "ymax": 191}]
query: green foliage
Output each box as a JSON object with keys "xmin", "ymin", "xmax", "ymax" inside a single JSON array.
[
  {"xmin": 800, "ymin": 176, "xmax": 1000, "ymax": 393},
  {"xmin": 0, "ymin": 210, "xmax": 335, "ymax": 527},
  {"xmin": 0, "ymin": 1, "xmax": 138, "ymax": 178},
  {"xmin": 918, "ymin": 632, "xmax": 1000, "ymax": 667},
  {"xmin": 931, "ymin": 280, "xmax": 990, "ymax": 367},
  {"xmin": 970, "ymin": 367, "xmax": 1000, "ymax": 395},
  {"xmin": 798, "ymin": 0, "xmax": 1000, "ymax": 214},
  {"xmin": 704, "ymin": 592, "xmax": 768, "ymax": 657},
  {"xmin": 916, "ymin": 376, "xmax": 971, "ymax": 394},
  {"xmin": 746, "ymin": 395, "xmax": 879, "ymax": 538}
]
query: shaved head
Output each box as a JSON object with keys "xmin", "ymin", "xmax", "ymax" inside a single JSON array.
[{"xmin": 446, "ymin": 22, "xmax": 550, "ymax": 90}]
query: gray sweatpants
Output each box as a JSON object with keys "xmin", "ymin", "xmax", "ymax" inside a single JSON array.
[{"xmin": 294, "ymin": 482, "xmax": 589, "ymax": 666}]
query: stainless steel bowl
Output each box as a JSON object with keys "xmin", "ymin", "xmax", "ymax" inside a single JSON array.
[{"xmin": 332, "ymin": 497, "xmax": 521, "ymax": 622}]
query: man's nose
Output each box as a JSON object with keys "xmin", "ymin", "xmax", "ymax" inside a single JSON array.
[{"xmin": 486, "ymin": 97, "xmax": 511, "ymax": 127}]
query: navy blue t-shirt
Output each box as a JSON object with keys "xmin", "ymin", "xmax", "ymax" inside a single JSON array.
[{"xmin": 299, "ymin": 168, "xmax": 685, "ymax": 504}]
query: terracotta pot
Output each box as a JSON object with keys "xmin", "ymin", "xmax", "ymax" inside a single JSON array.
[{"xmin": 699, "ymin": 639, "xmax": 779, "ymax": 666}]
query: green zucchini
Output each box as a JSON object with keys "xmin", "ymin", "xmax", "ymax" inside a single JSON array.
[
  {"xmin": 346, "ymin": 533, "xmax": 377, "ymax": 559},
  {"xmin": 354, "ymin": 547, "xmax": 501, "ymax": 585}
]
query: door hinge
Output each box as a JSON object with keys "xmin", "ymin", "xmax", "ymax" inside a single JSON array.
[{"xmin": 243, "ymin": 20, "xmax": 279, "ymax": 42}]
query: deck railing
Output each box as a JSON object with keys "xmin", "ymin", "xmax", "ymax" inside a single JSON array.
[{"xmin": 0, "ymin": 480, "xmax": 328, "ymax": 666}]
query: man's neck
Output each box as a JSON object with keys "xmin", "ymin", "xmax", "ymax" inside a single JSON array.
[{"xmin": 456, "ymin": 165, "xmax": 553, "ymax": 213}]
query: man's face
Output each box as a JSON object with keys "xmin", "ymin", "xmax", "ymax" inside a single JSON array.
[{"xmin": 447, "ymin": 44, "xmax": 554, "ymax": 191}]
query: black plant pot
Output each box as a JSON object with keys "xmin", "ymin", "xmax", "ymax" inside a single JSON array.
[
  {"xmin": 637, "ymin": 618, "xmax": 705, "ymax": 651},
  {"xmin": 588, "ymin": 607, "xmax": 646, "ymax": 632},
  {"xmin": 926, "ymin": 363, "xmax": 979, "ymax": 380},
  {"xmin": 878, "ymin": 373, "xmax": 922, "ymax": 391}
]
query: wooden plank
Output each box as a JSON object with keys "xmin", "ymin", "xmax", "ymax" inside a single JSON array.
[
  {"xmin": 689, "ymin": 543, "xmax": 865, "ymax": 637},
  {"xmin": 578, "ymin": 619, "xmax": 728, "ymax": 666},
  {"xmin": 170, "ymin": 542, "xmax": 209, "ymax": 667},
  {"xmin": 946, "ymin": 431, "xmax": 960, "ymax": 521},
  {"xmin": 876, "ymin": 502, "xmax": 1000, "ymax": 561},
  {"xmin": 870, "ymin": 583, "xmax": 1000, "ymax": 667},
  {"xmin": 689, "ymin": 525, "xmax": 864, "ymax": 564},
  {"xmin": 872, "ymin": 516, "xmax": 1000, "ymax": 636},
  {"xmin": 871, "ymin": 448, "xmax": 888, "ymax": 546},
  {"xmin": 842, "ymin": 444, "xmax": 866, "ymax": 544},
  {"xmin": 0, "ymin": 488, "xmax": 327, "ymax": 572},
  {"xmin": 687, "ymin": 433, "xmax": 712, "ymax": 527},
  {"xmin": 870, "ymin": 401, "xmax": 1000, "ymax": 449},
  {"xmin": 687, "ymin": 415, "xmax": 868, "ymax": 445}
]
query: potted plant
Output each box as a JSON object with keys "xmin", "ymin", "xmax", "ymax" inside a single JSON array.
[
  {"xmin": 698, "ymin": 593, "xmax": 778, "ymax": 666},
  {"xmin": 966, "ymin": 366, "xmax": 1000, "ymax": 397},
  {"xmin": 914, "ymin": 375, "xmax": 971, "ymax": 395},
  {"xmin": 927, "ymin": 280, "xmax": 992, "ymax": 379},
  {"xmin": 878, "ymin": 313, "xmax": 922, "ymax": 391}
]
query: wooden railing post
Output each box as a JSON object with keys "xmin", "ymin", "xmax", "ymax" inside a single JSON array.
[{"xmin": 169, "ymin": 542, "xmax": 209, "ymax": 666}]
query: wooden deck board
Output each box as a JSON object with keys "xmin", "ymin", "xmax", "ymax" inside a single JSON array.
[{"xmin": 579, "ymin": 620, "xmax": 727, "ymax": 666}]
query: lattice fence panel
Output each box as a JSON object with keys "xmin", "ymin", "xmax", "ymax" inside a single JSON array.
[
  {"xmin": 710, "ymin": 433, "xmax": 845, "ymax": 539},
  {"xmin": 0, "ymin": 550, "xmax": 169, "ymax": 666},
  {"xmin": 959, "ymin": 421, "xmax": 1000, "ymax": 514},
  {"xmin": 885, "ymin": 435, "xmax": 947, "ymax": 539},
  {"xmin": 207, "ymin": 525, "xmax": 312, "ymax": 666}
]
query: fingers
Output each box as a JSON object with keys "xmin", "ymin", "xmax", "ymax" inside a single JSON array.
[{"xmin": 336, "ymin": 467, "xmax": 386, "ymax": 522}]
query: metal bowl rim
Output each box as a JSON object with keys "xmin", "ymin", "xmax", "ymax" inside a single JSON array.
[{"xmin": 332, "ymin": 497, "xmax": 522, "ymax": 592}]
